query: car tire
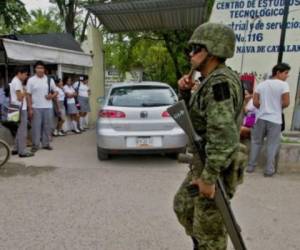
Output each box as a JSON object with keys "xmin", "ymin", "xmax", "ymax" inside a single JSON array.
[
  {"xmin": 166, "ymin": 153, "xmax": 179, "ymax": 160},
  {"xmin": 97, "ymin": 147, "xmax": 109, "ymax": 161}
]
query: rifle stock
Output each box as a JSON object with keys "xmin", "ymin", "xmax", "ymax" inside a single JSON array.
[{"xmin": 167, "ymin": 100, "xmax": 247, "ymax": 250}]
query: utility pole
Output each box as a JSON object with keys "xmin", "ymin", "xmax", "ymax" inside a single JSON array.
[{"xmin": 277, "ymin": 0, "xmax": 290, "ymax": 64}]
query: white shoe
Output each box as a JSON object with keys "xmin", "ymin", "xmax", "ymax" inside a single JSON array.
[
  {"xmin": 58, "ymin": 131, "xmax": 65, "ymax": 136},
  {"xmin": 53, "ymin": 129, "xmax": 58, "ymax": 136}
]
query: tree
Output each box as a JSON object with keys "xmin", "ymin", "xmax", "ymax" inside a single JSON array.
[
  {"xmin": 104, "ymin": 32, "xmax": 181, "ymax": 87},
  {"xmin": 103, "ymin": 0, "xmax": 215, "ymax": 85},
  {"xmin": 0, "ymin": 0, "xmax": 29, "ymax": 34},
  {"xmin": 54, "ymin": 0, "xmax": 77, "ymax": 36},
  {"xmin": 51, "ymin": 0, "xmax": 100, "ymax": 42},
  {"xmin": 20, "ymin": 9, "xmax": 63, "ymax": 34},
  {"xmin": 50, "ymin": 0, "xmax": 216, "ymax": 86}
]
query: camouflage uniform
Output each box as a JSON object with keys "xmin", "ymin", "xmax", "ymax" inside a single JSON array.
[{"xmin": 174, "ymin": 23, "xmax": 246, "ymax": 249}]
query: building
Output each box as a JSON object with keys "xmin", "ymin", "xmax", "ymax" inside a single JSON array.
[
  {"xmin": 0, "ymin": 31, "xmax": 105, "ymax": 124},
  {"xmin": 210, "ymin": 0, "xmax": 300, "ymax": 131},
  {"xmin": 0, "ymin": 33, "xmax": 92, "ymax": 82}
]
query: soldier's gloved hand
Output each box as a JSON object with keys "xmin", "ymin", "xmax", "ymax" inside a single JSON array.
[
  {"xmin": 191, "ymin": 178, "xmax": 215, "ymax": 199},
  {"xmin": 178, "ymin": 75, "xmax": 195, "ymax": 91}
]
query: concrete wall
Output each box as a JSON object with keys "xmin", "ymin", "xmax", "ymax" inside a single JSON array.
[
  {"xmin": 210, "ymin": 1, "xmax": 300, "ymax": 130},
  {"xmin": 85, "ymin": 26, "xmax": 105, "ymax": 124}
]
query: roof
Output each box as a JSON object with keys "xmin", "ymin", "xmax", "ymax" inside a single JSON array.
[
  {"xmin": 1, "ymin": 38, "xmax": 92, "ymax": 67},
  {"xmin": 86, "ymin": 0, "xmax": 207, "ymax": 32},
  {"xmin": 13, "ymin": 33, "xmax": 83, "ymax": 52}
]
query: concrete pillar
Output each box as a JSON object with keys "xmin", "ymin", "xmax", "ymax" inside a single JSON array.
[{"xmin": 86, "ymin": 26, "xmax": 105, "ymax": 125}]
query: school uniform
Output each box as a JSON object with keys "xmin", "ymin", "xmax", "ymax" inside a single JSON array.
[
  {"xmin": 10, "ymin": 76, "xmax": 28, "ymax": 155},
  {"xmin": 27, "ymin": 75, "xmax": 56, "ymax": 150},
  {"xmin": 73, "ymin": 81, "xmax": 91, "ymax": 113},
  {"xmin": 56, "ymin": 87, "xmax": 66, "ymax": 118},
  {"xmin": 63, "ymin": 85, "xmax": 78, "ymax": 115}
]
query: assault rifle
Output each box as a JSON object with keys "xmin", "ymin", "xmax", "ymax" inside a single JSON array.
[{"xmin": 167, "ymin": 100, "xmax": 247, "ymax": 250}]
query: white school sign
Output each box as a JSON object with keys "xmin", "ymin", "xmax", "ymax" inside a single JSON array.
[{"xmin": 210, "ymin": 0, "xmax": 300, "ymax": 130}]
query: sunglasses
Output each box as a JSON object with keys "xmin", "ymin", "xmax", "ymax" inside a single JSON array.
[{"xmin": 189, "ymin": 44, "xmax": 207, "ymax": 55}]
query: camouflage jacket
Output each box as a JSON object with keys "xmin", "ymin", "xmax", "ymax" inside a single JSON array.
[{"xmin": 180, "ymin": 64, "xmax": 243, "ymax": 185}]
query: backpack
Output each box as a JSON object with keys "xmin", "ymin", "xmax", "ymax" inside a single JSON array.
[
  {"xmin": 47, "ymin": 76, "xmax": 53, "ymax": 94},
  {"xmin": 74, "ymin": 81, "xmax": 81, "ymax": 110},
  {"xmin": 7, "ymin": 84, "xmax": 21, "ymax": 123}
]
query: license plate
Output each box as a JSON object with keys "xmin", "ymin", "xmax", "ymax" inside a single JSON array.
[{"xmin": 136, "ymin": 137, "xmax": 153, "ymax": 147}]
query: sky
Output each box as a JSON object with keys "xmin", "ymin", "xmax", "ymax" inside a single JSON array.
[{"xmin": 21, "ymin": 0, "xmax": 54, "ymax": 12}]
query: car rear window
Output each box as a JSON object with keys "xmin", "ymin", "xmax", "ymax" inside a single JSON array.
[{"xmin": 108, "ymin": 85, "xmax": 177, "ymax": 107}]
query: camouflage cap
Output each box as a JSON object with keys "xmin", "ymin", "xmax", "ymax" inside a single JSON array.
[{"xmin": 189, "ymin": 22, "xmax": 236, "ymax": 59}]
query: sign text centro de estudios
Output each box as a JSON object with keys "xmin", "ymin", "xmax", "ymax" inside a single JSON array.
[{"xmin": 210, "ymin": 0, "xmax": 300, "ymax": 130}]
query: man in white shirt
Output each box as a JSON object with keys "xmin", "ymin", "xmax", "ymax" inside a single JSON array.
[
  {"xmin": 247, "ymin": 63, "xmax": 291, "ymax": 177},
  {"xmin": 10, "ymin": 67, "xmax": 34, "ymax": 157},
  {"xmin": 27, "ymin": 61, "xmax": 58, "ymax": 152}
]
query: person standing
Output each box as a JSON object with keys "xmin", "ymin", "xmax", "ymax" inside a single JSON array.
[
  {"xmin": 10, "ymin": 67, "xmax": 34, "ymax": 157},
  {"xmin": 247, "ymin": 63, "xmax": 290, "ymax": 177},
  {"xmin": 175, "ymin": 23, "xmax": 244, "ymax": 250},
  {"xmin": 73, "ymin": 75, "xmax": 91, "ymax": 130},
  {"xmin": 53, "ymin": 78, "xmax": 66, "ymax": 136},
  {"xmin": 63, "ymin": 76, "xmax": 81, "ymax": 134},
  {"xmin": 27, "ymin": 61, "xmax": 58, "ymax": 152},
  {"xmin": 240, "ymin": 90, "xmax": 258, "ymax": 140}
]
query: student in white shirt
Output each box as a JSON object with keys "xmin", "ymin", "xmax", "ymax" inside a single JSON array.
[
  {"xmin": 247, "ymin": 63, "xmax": 290, "ymax": 177},
  {"xmin": 10, "ymin": 67, "xmax": 34, "ymax": 157},
  {"xmin": 73, "ymin": 75, "xmax": 91, "ymax": 130},
  {"xmin": 27, "ymin": 61, "xmax": 58, "ymax": 152},
  {"xmin": 63, "ymin": 76, "xmax": 81, "ymax": 134},
  {"xmin": 53, "ymin": 78, "xmax": 66, "ymax": 136}
]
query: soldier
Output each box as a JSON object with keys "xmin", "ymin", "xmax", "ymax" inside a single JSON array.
[{"xmin": 175, "ymin": 23, "xmax": 245, "ymax": 249}]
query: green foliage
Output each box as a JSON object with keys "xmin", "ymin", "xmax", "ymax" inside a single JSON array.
[
  {"xmin": 0, "ymin": 0, "xmax": 216, "ymax": 89},
  {"xmin": 0, "ymin": 0, "xmax": 29, "ymax": 33},
  {"xmin": 133, "ymin": 39, "xmax": 177, "ymax": 84},
  {"xmin": 20, "ymin": 9, "xmax": 63, "ymax": 34},
  {"xmin": 206, "ymin": 0, "xmax": 215, "ymax": 21},
  {"xmin": 104, "ymin": 30, "xmax": 192, "ymax": 88},
  {"xmin": 103, "ymin": 0, "xmax": 215, "ymax": 87},
  {"xmin": 51, "ymin": 0, "xmax": 99, "ymax": 42}
]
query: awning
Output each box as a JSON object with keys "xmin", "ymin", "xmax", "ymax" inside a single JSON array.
[
  {"xmin": 86, "ymin": 0, "xmax": 207, "ymax": 32},
  {"xmin": 2, "ymin": 38, "xmax": 93, "ymax": 67}
]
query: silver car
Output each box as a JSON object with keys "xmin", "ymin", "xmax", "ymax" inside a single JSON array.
[{"xmin": 96, "ymin": 82, "xmax": 187, "ymax": 160}]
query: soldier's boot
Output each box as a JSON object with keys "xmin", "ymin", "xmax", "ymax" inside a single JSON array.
[{"xmin": 192, "ymin": 237, "xmax": 199, "ymax": 250}]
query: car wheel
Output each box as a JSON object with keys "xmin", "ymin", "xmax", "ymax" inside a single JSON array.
[
  {"xmin": 166, "ymin": 153, "xmax": 179, "ymax": 160},
  {"xmin": 97, "ymin": 147, "xmax": 109, "ymax": 161}
]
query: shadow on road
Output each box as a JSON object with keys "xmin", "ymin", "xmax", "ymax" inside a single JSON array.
[
  {"xmin": 0, "ymin": 162, "xmax": 56, "ymax": 177},
  {"xmin": 102, "ymin": 153, "xmax": 185, "ymax": 169}
]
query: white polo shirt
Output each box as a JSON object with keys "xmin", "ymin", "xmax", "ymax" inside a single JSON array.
[
  {"xmin": 56, "ymin": 87, "xmax": 65, "ymax": 102},
  {"xmin": 10, "ymin": 76, "xmax": 27, "ymax": 110},
  {"xmin": 255, "ymin": 79, "xmax": 290, "ymax": 124},
  {"xmin": 63, "ymin": 85, "xmax": 76, "ymax": 104},
  {"xmin": 73, "ymin": 81, "xmax": 89, "ymax": 97},
  {"xmin": 27, "ymin": 75, "xmax": 56, "ymax": 109}
]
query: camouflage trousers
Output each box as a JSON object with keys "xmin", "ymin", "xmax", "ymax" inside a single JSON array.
[{"xmin": 173, "ymin": 171, "xmax": 227, "ymax": 250}]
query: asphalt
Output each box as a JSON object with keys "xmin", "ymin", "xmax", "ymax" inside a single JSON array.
[{"xmin": 0, "ymin": 130, "xmax": 299, "ymax": 250}]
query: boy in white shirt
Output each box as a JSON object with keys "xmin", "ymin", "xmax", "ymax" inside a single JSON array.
[
  {"xmin": 27, "ymin": 61, "xmax": 58, "ymax": 152},
  {"xmin": 10, "ymin": 67, "xmax": 34, "ymax": 157},
  {"xmin": 247, "ymin": 63, "xmax": 291, "ymax": 176}
]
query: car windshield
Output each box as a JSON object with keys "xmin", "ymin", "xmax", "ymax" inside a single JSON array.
[{"xmin": 108, "ymin": 85, "xmax": 177, "ymax": 107}]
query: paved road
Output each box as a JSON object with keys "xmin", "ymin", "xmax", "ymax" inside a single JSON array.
[{"xmin": 0, "ymin": 130, "xmax": 299, "ymax": 250}]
